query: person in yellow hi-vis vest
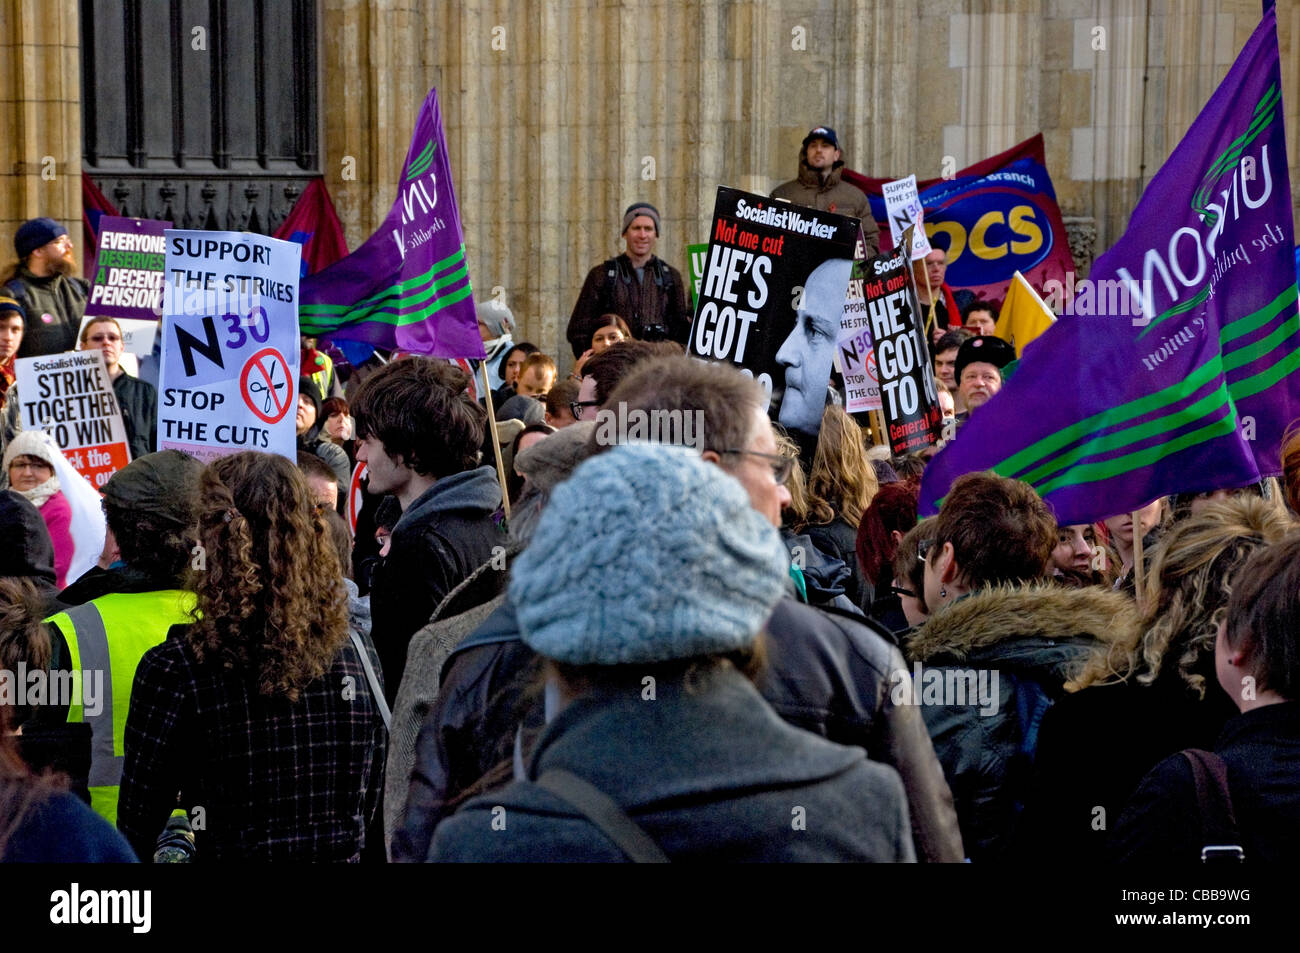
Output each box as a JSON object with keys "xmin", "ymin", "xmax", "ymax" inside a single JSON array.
[{"xmin": 41, "ymin": 450, "xmax": 203, "ymax": 826}]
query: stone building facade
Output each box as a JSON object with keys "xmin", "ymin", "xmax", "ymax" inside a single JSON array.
[{"xmin": 2, "ymin": 0, "xmax": 1298, "ymax": 362}]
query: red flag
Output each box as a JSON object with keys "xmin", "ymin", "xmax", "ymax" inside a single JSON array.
[
  {"xmin": 273, "ymin": 179, "xmax": 349, "ymax": 277},
  {"xmin": 82, "ymin": 175, "xmax": 119, "ymax": 280}
]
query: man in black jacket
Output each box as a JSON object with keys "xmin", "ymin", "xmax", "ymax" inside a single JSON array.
[
  {"xmin": 6, "ymin": 218, "xmax": 89, "ymax": 357},
  {"xmin": 566, "ymin": 202, "xmax": 689, "ymax": 356},
  {"xmin": 352, "ymin": 358, "xmax": 506, "ymax": 702}
]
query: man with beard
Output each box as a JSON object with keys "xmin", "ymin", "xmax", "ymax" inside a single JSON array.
[
  {"xmin": 4, "ymin": 218, "xmax": 89, "ymax": 358},
  {"xmin": 772, "ymin": 127, "xmax": 879, "ymax": 257}
]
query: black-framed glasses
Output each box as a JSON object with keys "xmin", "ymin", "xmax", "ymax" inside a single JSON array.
[
  {"xmin": 890, "ymin": 585, "xmax": 916, "ymax": 599},
  {"xmin": 570, "ymin": 399, "xmax": 600, "ymax": 420},
  {"xmin": 717, "ymin": 448, "xmax": 795, "ymax": 485},
  {"xmin": 917, "ymin": 538, "xmax": 935, "ymax": 563}
]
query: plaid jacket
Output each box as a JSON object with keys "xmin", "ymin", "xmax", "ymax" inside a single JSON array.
[{"xmin": 117, "ymin": 625, "xmax": 387, "ymax": 862}]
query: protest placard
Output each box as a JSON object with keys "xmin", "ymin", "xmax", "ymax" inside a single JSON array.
[
  {"xmin": 157, "ymin": 230, "xmax": 302, "ymax": 463},
  {"xmin": 687, "ymin": 187, "xmax": 860, "ymax": 437},
  {"xmin": 15, "ymin": 350, "xmax": 131, "ymax": 488},
  {"xmin": 880, "ymin": 176, "xmax": 932, "ymax": 260},
  {"xmin": 86, "ymin": 217, "xmax": 170, "ymax": 319},
  {"xmin": 837, "ymin": 246, "xmax": 882, "ymax": 414},
  {"xmin": 863, "ymin": 246, "xmax": 943, "ymax": 454},
  {"xmin": 685, "ymin": 242, "xmax": 709, "ymax": 310}
]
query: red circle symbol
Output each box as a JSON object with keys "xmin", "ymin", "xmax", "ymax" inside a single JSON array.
[
  {"xmin": 348, "ymin": 462, "xmax": 368, "ymax": 536},
  {"xmin": 239, "ymin": 347, "xmax": 292, "ymax": 425}
]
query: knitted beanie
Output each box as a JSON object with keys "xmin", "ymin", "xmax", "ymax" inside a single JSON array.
[
  {"xmin": 14, "ymin": 218, "xmax": 67, "ymax": 260},
  {"xmin": 621, "ymin": 202, "xmax": 661, "ymax": 236},
  {"xmin": 513, "ymin": 420, "xmax": 596, "ymax": 495},
  {"xmin": 2, "ymin": 430, "xmax": 58, "ymax": 473},
  {"xmin": 510, "ymin": 443, "xmax": 789, "ymax": 665}
]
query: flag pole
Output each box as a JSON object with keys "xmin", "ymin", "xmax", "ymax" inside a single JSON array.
[
  {"xmin": 479, "ymin": 362, "xmax": 512, "ymax": 521},
  {"xmin": 1131, "ymin": 510, "xmax": 1144, "ymax": 607},
  {"xmin": 868, "ymin": 410, "xmax": 887, "ymax": 447}
]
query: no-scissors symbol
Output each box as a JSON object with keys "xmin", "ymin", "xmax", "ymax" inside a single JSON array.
[{"xmin": 240, "ymin": 347, "xmax": 291, "ymax": 425}]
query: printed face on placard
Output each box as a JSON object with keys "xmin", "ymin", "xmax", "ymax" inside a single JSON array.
[{"xmin": 775, "ymin": 258, "xmax": 852, "ymax": 434}]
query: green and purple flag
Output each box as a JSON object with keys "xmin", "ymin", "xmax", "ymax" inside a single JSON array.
[
  {"xmin": 299, "ymin": 89, "xmax": 483, "ymax": 359},
  {"xmin": 921, "ymin": 7, "xmax": 1300, "ymax": 524}
]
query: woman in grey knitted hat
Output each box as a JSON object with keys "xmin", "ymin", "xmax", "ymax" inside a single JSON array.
[{"xmin": 428, "ymin": 443, "xmax": 915, "ymax": 862}]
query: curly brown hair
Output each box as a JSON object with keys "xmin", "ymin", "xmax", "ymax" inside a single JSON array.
[
  {"xmin": 185, "ymin": 452, "xmax": 349, "ymax": 701},
  {"xmin": 1070, "ymin": 496, "xmax": 1293, "ymax": 696}
]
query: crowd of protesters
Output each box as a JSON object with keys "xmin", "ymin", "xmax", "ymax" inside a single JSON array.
[{"xmin": 2, "ymin": 132, "xmax": 1300, "ymax": 865}]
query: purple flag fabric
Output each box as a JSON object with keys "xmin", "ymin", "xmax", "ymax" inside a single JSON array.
[
  {"xmin": 921, "ymin": 8, "xmax": 1300, "ymax": 525},
  {"xmin": 299, "ymin": 89, "xmax": 484, "ymax": 360}
]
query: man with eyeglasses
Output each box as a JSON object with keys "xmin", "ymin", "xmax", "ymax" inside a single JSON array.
[
  {"xmin": 5, "ymin": 217, "xmax": 90, "ymax": 358},
  {"xmin": 80, "ymin": 316, "xmax": 157, "ymax": 460},
  {"xmin": 594, "ymin": 355, "xmax": 964, "ymax": 861},
  {"xmin": 568, "ymin": 339, "xmax": 659, "ymax": 422}
]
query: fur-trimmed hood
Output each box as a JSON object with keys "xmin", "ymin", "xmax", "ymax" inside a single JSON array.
[{"xmin": 907, "ymin": 583, "xmax": 1139, "ymax": 667}]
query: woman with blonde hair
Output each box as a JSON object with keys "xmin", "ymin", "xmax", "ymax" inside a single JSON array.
[
  {"xmin": 117, "ymin": 451, "xmax": 388, "ymax": 862},
  {"xmin": 803, "ymin": 406, "xmax": 878, "ymax": 613},
  {"xmin": 1017, "ymin": 495, "xmax": 1293, "ymax": 861}
]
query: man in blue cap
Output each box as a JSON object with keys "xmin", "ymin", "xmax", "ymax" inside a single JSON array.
[
  {"xmin": 772, "ymin": 126, "xmax": 880, "ymax": 257},
  {"xmin": 4, "ymin": 217, "xmax": 90, "ymax": 357}
]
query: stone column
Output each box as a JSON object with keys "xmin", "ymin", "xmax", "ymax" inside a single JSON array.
[{"xmin": 0, "ymin": 0, "xmax": 82, "ymax": 264}]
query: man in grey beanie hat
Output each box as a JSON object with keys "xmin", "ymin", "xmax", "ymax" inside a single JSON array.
[
  {"xmin": 428, "ymin": 443, "xmax": 915, "ymax": 862},
  {"xmin": 566, "ymin": 201, "xmax": 689, "ymax": 356}
]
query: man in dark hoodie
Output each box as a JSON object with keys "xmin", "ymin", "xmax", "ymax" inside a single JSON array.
[
  {"xmin": 352, "ymin": 357, "xmax": 506, "ymax": 702},
  {"xmin": 771, "ymin": 126, "xmax": 880, "ymax": 257}
]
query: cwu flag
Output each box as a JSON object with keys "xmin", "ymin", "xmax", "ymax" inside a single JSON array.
[
  {"xmin": 298, "ymin": 88, "xmax": 483, "ymax": 359},
  {"xmin": 921, "ymin": 7, "xmax": 1300, "ymax": 524}
]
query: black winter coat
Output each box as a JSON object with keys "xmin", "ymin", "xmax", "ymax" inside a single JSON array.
[
  {"xmin": 1111, "ymin": 702, "xmax": 1300, "ymax": 862},
  {"xmin": 566, "ymin": 253, "xmax": 690, "ymax": 356},
  {"xmin": 804, "ymin": 517, "xmax": 871, "ymax": 614},
  {"xmin": 395, "ymin": 594, "xmax": 965, "ymax": 863},
  {"xmin": 112, "ymin": 372, "xmax": 157, "ymax": 460},
  {"xmin": 369, "ymin": 466, "xmax": 506, "ymax": 702},
  {"xmin": 1016, "ymin": 667, "xmax": 1237, "ymax": 863},
  {"xmin": 907, "ymin": 584, "xmax": 1136, "ymax": 863},
  {"xmin": 430, "ymin": 665, "xmax": 915, "ymax": 862}
]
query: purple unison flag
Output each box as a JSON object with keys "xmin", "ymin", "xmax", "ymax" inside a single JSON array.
[
  {"xmin": 921, "ymin": 8, "xmax": 1300, "ymax": 525},
  {"xmin": 299, "ymin": 89, "xmax": 483, "ymax": 359}
]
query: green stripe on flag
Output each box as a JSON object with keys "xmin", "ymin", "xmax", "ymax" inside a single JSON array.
[
  {"xmin": 1137, "ymin": 285, "xmax": 1211, "ymax": 339},
  {"xmin": 1032, "ymin": 411, "xmax": 1238, "ymax": 497},
  {"xmin": 1015, "ymin": 384, "xmax": 1232, "ymax": 488},
  {"xmin": 406, "ymin": 141, "xmax": 435, "ymax": 180},
  {"xmin": 350, "ymin": 282, "xmax": 475, "ymax": 327},
  {"xmin": 997, "ymin": 357, "xmax": 1223, "ymax": 479},
  {"xmin": 1222, "ymin": 311, "xmax": 1300, "ymax": 373},
  {"xmin": 1219, "ymin": 285, "xmax": 1297, "ymax": 346},
  {"xmin": 300, "ymin": 246, "xmax": 466, "ymax": 316},
  {"xmin": 1227, "ymin": 345, "xmax": 1300, "ymax": 402}
]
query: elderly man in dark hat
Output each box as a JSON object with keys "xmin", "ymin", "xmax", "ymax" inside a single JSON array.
[
  {"xmin": 4, "ymin": 217, "xmax": 90, "ymax": 358},
  {"xmin": 31, "ymin": 450, "xmax": 204, "ymax": 824},
  {"xmin": 954, "ymin": 334, "xmax": 1017, "ymax": 417},
  {"xmin": 566, "ymin": 201, "xmax": 689, "ymax": 356}
]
